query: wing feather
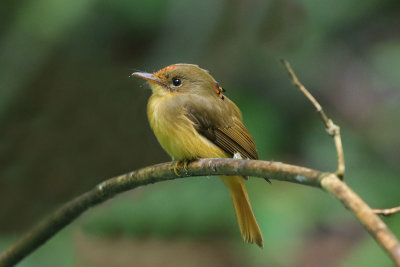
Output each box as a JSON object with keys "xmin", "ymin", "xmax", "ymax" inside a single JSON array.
[
  {"xmin": 184, "ymin": 97, "xmax": 258, "ymax": 160},
  {"xmin": 215, "ymin": 123, "xmax": 258, "ymax": 159}
]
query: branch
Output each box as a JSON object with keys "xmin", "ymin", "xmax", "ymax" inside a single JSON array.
[
  {"xmin": 1, "ymin": 61, "xmax": 399, "ymax": 266},
  {"xmin": 279, "ymin": 60, "xmax": 400, "ymax": 264},
  {"xmin": 373, "ymin": 206, "xmax": 400, "ymax": 216},
  {"xmin": 281, "ymin": 60, "xmax": 345, "ymax": 179},
  {"xmin": 321, "ymin": 174, "xmax": 400, "ymax": 265},
  {"xmin": 0, "ymin": 159, "xmax": 400, "ymax": 266}
]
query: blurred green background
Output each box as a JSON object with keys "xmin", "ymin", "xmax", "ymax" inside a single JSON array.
[{"xmin": 1, "ymin": 0, "xmax": 400, "ymax": 266}]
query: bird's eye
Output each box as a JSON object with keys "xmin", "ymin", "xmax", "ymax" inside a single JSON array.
[{"xmin": 172, "ymin": 78, "xmax": 181, "ymax": 86}]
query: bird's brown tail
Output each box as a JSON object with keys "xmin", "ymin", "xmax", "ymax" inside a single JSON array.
[{"xmin": 220, "ymin": 175, "xmax": 264, "ymax": 247}]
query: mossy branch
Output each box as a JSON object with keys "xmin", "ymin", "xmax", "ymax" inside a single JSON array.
[
  {"xmin": 0, "ymin": 159, "xmax": 399, "ymax": 266},
  {"xmin": 1, "ymin": 61, "xmax": 399, "ymax": 266}
]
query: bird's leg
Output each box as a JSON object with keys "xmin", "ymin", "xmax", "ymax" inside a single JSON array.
[
  {"xmin": 183, "ymin": 160, "xmax": 191, "ymax": 172},
  {"xmin": 173, "ymin": 160, "xmax": 183, "ymax": 176},
  {"xmin": 173, "ymin": 159, "xmax": 194, "ymax": 176}
]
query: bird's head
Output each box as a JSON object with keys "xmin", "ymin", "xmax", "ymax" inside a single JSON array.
[{"xmin": 132, "ymin": 63, "xmax": 225, "ymax": 98}]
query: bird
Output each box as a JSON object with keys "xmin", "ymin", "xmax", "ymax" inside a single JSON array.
[{"xmin": 132, "ymin": 63, "xmax": 263, "ymax": 247}]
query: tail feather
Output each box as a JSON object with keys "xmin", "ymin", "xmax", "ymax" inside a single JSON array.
[{"xmin": 220, "ymin": 175, "xmax": 264, "ymax": 247}]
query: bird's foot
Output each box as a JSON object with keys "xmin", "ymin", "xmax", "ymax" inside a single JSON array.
[{"xmin": 173, "ymin": 160, "xmax": 192, "ymax": 176}]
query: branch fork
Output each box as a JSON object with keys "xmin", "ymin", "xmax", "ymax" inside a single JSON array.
[{"xmin": 1, "ymin": 61, "xmax": 399, "ymax": 267}]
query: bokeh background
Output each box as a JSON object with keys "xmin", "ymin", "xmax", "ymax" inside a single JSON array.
[{"xmin": 1, "ymin": 0, "xmax": 400, "ymax": 266}]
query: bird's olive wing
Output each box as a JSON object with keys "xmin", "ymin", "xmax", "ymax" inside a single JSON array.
[{"xmin": 185, "ymin": 101, "xmax": 258, "ymax": 160}]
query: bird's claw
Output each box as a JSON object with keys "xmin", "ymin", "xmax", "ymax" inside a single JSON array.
[
  {"xmin": 173, "ymin": 161, "xmax": 182, "ymax": 176},
  {"xmin": 173, "ymin": 160, "xmax": 191, "ymax": 176}
]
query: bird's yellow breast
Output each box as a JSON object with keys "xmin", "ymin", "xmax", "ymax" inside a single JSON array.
[{"xmin": 147, "ymin": 93, "xmax": 228, "ymax": 160}]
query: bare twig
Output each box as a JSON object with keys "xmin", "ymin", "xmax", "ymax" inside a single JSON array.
[
  {"xmin": 0, "ymin": 159, "xmax": 399, "ymax": 266},
  {"xmin": 373, "ymin": 206, "xmax": 400, "ymax": 216},
  {"xmin": 321, "ymin": 174, "xmax": 400, "ymax": 265},
  {"xmin": 281, "ymin": 60, "xmax": 345, "ymax": 179},
  {"xmin": 1, "ymin": 62, "xmax": 399, "ymax": 266}
]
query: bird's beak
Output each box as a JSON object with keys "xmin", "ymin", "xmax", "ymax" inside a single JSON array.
[{"xmin": 131, "ymin": 72, "xmax": 163, "ymax": 85}]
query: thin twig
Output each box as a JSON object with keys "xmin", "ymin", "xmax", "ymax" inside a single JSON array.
[
  {"xmin": 1, "ymin": 62, "xmax": 399, "ymax": 266},
  {"xmin": 0, "ymin": 159, "xmax": 399, "ymax": 266},
  {"xmin": 373, "ymin": 206, "xmax": 400, "ymax": 216},
  {"xmin": 321, "ymin": 174, "xmax": 400, "ymax": 265},
  {"xmin": 281, "ymin": 60, "xmax": 345, "ymax": 179}
]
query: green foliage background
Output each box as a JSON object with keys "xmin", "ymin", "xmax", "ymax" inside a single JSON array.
[{"xmin": 1, "ymin": 0, "xmax": 399, "ymax": 266}]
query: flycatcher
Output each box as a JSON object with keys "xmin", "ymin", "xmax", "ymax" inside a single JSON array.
[{"xmin": 132, "ymin": 63, "xmax": 263, "ymax": 247}]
